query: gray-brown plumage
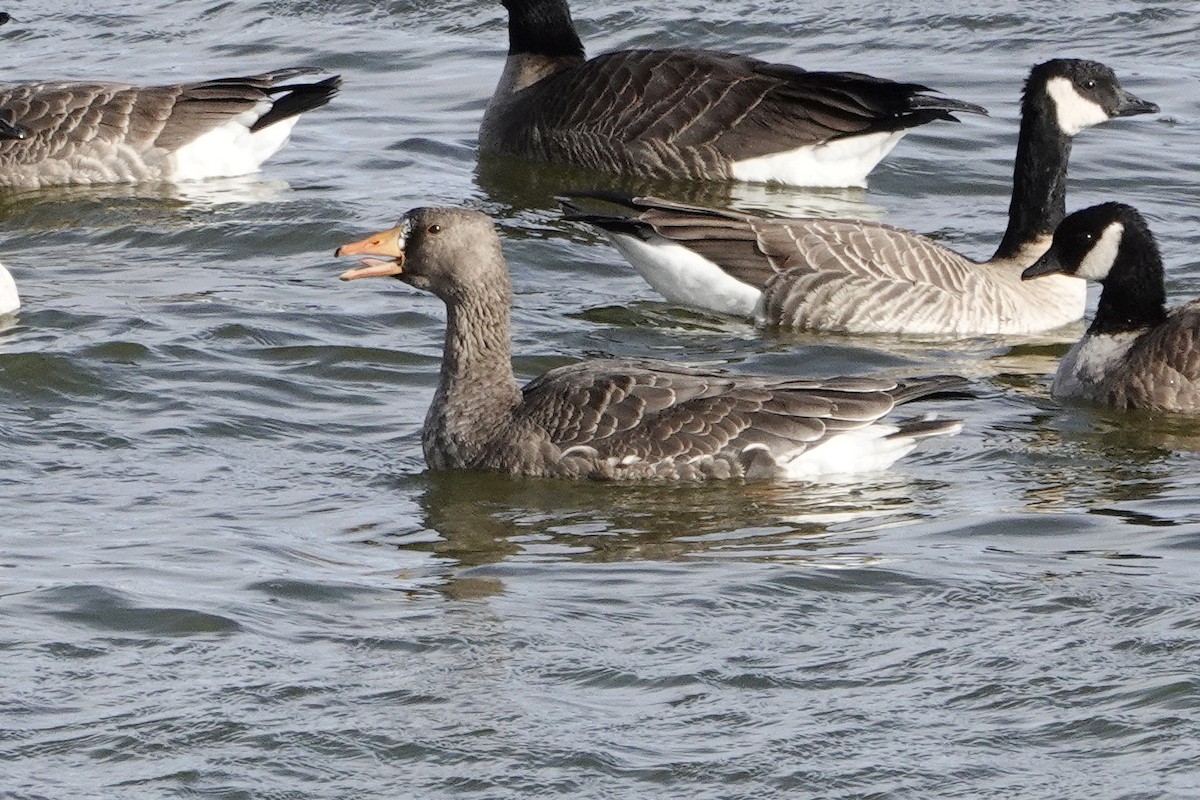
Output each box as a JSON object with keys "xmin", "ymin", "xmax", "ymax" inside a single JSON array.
[
  {"xmin": 0, "ymin": 67, "xmax": 340, "ymax": 188},
  {"xmin": 480, "ymin": 0, "xmax": 986, "ymax": 188},
  {"xmin": 563, "ymin": 60, "xmax": 1158, "ymax": 335},
  {"xmin": 335, "ymin": 206, "xmax": 967, "ymax": 481},
  {"xmin": 1022, "ymin": 203, "xmax": 1200, "ymax": 413}
]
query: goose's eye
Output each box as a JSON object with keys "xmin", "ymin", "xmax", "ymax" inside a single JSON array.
[
  {"xmin": 428, "ymin": 224, "xmax": 442, "ymax": 234},
  {"xmin": 1081, "ymin": 79, "xmax": 1097, "ymax": 90}
]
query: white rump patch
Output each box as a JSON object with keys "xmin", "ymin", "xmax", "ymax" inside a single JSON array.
[
  {"xmin": 604, "ymin": 231, "xmax": 762, "ymax": 318},
  {"xmin": 1075, "ymin": 221, "xmax": 1125, "ymax": 281},
  {"xmin": 0, "ymin": 262, "xmax": 18, "ymax": 315},
  {"xmin": 1046, "ymin": 77, "xmax": 1111, "ymax": 136},
  {"xmin": 731, "ymin": 131, "xmax": 906, "ymax": 188},
  {"xmin": 167, "ymin": 102, "xmax": 299, "ymax": 181},
  {"xmin": 779, "ymin": 421, "xmax": 960, "ymax": 481}
]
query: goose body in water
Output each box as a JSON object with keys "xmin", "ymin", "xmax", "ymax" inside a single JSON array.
[
  {"xmin": 0, "ymin": 262, "xmax": 17, "ymax": 315},
  {"xmin": 1022, "ymin": 203, "xmax": 1200, "ymax": 414},
  {"xmin": 336, "ymin": 207, "xmax": 968, "ymax": 481},
  {"xmin": 0, "ymin": 67, "xmax": 340, "ymax": 189},
  {"xmin": 480, "ymin": 0, "xmax": 986, "ymax": 188},
  {"xmin": 564, "ymin": 60, "xmax": 1157, "ymax": 336}
]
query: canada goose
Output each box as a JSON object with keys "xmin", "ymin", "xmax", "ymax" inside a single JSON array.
[
  {"xmin": 0, "ymin": 68, "xmax": 340, "ymax": 189},
  {"xmin": 480, "ymin": 0, "xmax": 987, "ymax": 188},
  {"xmin": 563, "ymin": 59, "xmax": 1158, "ymax": 336},
  {"xmin": 335, "ymin": 207, "xmax": 968, "ymax": 480},
  {"xmin": 1021, "ymin": 203, "xmax": 1200, "ymax": 413},
  {"xmin": 0, "ymin": 262, "xmax": 17, "ymax": 315}
]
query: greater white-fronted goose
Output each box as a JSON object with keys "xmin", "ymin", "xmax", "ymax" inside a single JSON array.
[
  {"xmin": 480, "ymin": 0, "xmax": 987, "ymax": 188},
  {"xmin": 335, "ymin": 207, "xmax": 968, "ymax": 480},
  {"xmin": 564, "ymin": 59, "xmax": 1157, "ymax": 336},
  {"xmin": 0, "ymin": 262, "xmax": 17, "ymax": 315},
  {"xmin": 0, "ymin": 67, "xmax": 340, "ymax": 189},
  {"xmin": 1021, "ymin": 203, "xmax": 1200, "ymax": 413}
]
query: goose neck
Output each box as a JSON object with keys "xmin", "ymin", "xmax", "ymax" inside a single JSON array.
[
  {"xmin": 992, "ymin": 100, "xmax": 1072, "ymax": 261},
  {"xmin": 504, "ymin": 0, "xmax": 585, "ymax": 59},
  {"xmin": 428, "ymin": 285, "xmax": 523, "ymax": 458},
  {"xmin": 1090, "ymin": 238, "xmax": 1167, "ymax": 335}
]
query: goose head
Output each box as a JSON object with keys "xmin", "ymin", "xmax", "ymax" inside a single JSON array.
[
  {"xmin": 1031, "ymin": 59, "xmax": 1158, "ymax": 136},
  {"xmin": 336, "ymin": 207, "xmax": 509, "ymax": 301},
  {"xmin": 1022, "ymin": 202, "xmax": 1167, "ymax": 333},
  {"xmin": 1021, "ymin": 202, "xmax": 1148, "ymax": 283}
]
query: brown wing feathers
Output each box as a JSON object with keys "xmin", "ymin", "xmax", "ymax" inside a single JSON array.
[
  {"xmin": 521, "ymin": 361, "xmax": 963, "ymax": 468},
  {"xmin": 0, "ymin": 68, "xmax": 340, "ymax": 167}
]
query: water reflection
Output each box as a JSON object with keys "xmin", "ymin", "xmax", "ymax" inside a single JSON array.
[
  {"xmin": 0, "ymin": 308, "xmax": 17, "ymax": 334},
  {"xmin": 401, "ymin": 469, "xmax": 940, "ymax": 574},
  {"xmin": 475, "ymin": 152, "xmax": 884, "ymax": 222},
  {"xmin": 0, "ymin": 174, "xmax": 291, "ymax": 222},
  {"xmin": 1016, "ymin": 403, "xmax": 1197, "ymax": 522}
]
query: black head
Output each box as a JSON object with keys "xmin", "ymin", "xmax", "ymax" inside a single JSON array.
[
  {"xmin": 337, "ymin": 208, "xmax": 509, "ymax": 301},
  {"xmin": 1025, "ymin": 59, "xmax": 1158, "ymax": 136},
  {"xmin": 1022, "ymin": 202, "xmax": 1149, "ymax": 283},
  {"xmin": 501, "ymin": 0, "xmax": 584, "ymax": 58},
  {"xmin": 1022, "ymin": 202, "xmax": 1167, "ymax": 332}
]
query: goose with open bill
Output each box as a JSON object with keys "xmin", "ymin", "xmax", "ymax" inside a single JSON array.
[{"xmin": 336, "ymin": 207, "xmax": 970, "ymax": 481}]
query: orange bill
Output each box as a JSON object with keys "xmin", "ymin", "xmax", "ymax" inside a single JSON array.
[{"xmin": 336, "ymin": 226, "xmax": 406, "ymax": 281}]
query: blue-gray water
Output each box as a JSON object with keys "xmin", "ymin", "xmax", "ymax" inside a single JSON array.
[{"xmin": 3, "ymin": 2, "xmax": 1200, "ymax": 797}]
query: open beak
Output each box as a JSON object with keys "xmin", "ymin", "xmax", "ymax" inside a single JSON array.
[{"xmin": 336, "ymin": 226, "xmax": 406, "ymax": 281}]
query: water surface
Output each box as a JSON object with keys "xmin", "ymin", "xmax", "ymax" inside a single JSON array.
[{"xmin": 3, "ymin": 2, "xmax": 1200, "ymax": 797}]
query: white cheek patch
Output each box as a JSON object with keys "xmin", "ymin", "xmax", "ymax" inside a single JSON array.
[
  {"xmin": 1075, "ymin": 222, "xmax": 1125, "ymax": 281},
  {"xmin": 1046, "ymin": 77, "xmax": 1111, "ymax": 136}
]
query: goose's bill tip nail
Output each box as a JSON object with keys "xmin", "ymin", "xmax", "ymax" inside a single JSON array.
[{"xmin": 1117, "ymin": 94, "xmax": 1160, "ymax": 117}]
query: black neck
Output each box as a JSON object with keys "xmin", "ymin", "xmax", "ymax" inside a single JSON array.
[
  {"xmin": 992, "ymin": 91, "xmax": 1073, "ymax": 261},
  {"xmin": 503, "ymin": 0, "xmax": 585, "ymax": 58},
  {"xmin": 1090, "ymin": 228, "xmax": 1168, "ymax": 335}
]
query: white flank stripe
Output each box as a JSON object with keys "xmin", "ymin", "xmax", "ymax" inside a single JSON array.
[
  {"xmin": 731, "ymin": 131, "xmax": 906, "ymax": 188},
  {"xmin": 604, "ymin": 232, "xmax": 762, "ymax": 318},
  {"xmin": 168, "ymin": 103, "xmax": 299, "ymax": 181}
]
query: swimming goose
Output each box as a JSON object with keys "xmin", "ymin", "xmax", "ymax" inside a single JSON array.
[
  {"xmin": 563, "ymin": 59, "xmax": 1157, "ymax": 336},
  {"xmin": 1021, "ymin": 203, "xmax": 1200, "ymax": 413},
  {"xmin": 0, "ymin": 262, "xmax": 17, "ymax": 315},
  {"xmin": 480, "ymin": 0, "xmax": 986, "ymax": 188},
  {"xmin": 0, "ymin": 67, "xmax": 340, "ymax": 189},
  {"xmin": 335, "ymin": 207, "xmax": 968, "ymax": 480}
]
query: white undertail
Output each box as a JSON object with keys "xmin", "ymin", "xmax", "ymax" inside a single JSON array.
[
  {"xmin": 604, "ymin": 231, "xmax": 762, "ymax": 317},
  {"xmin": 168, "ymin": 104, "xmax": 300, "ymax": 181},
  {"xmin": 731, "ymin": 131, "xmax": 906, "ymax": 188}
]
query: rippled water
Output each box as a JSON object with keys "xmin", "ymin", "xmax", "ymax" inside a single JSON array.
[{"xmin": 4, "ymin": 1, "xmax": 1200, "ymax": 797}]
